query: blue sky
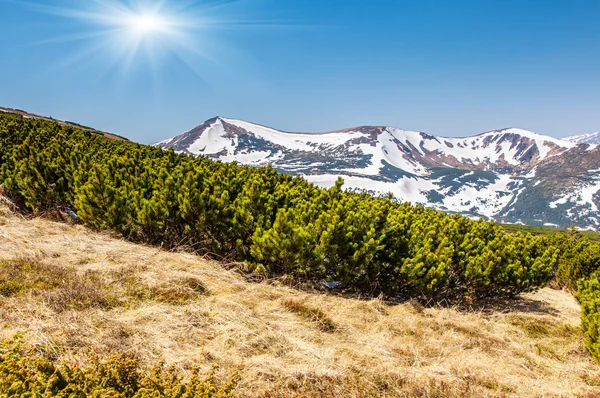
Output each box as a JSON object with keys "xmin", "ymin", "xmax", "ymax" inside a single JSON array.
[{"xmin": 0, "ymin": 0, "xmax": 599, "ymax": 143}]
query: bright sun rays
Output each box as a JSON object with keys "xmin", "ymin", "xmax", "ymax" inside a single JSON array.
[{"xmin": 22, "ymin": 0, "xmax": 264, "ymax": 80}]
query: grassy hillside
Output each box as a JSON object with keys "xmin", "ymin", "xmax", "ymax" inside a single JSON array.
[{"xmin": 1, "ymin": 203, "xmax": 599, "ymax": 397}]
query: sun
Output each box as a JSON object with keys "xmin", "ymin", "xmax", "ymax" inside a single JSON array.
[
  {"xmin": 22, "ymin": 0, "xmax": 284, "ymax": 79},
  {"xmin": 131, "ymin": 14, "xmax": 162, "ymax": 34},
  {"xmin": 26, "ymin": 1, "xmax": 191, "ymax": 58},
  {"xmin": 127, "ymin": 12, "xmax": 170, "ymax": 37}
]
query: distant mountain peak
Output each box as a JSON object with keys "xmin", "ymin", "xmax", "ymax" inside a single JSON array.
[
  {"xmin": 155, "ymin": 117, "xmax": 600, "ymax": 230},
  {"xmin": 565, "ymin": 132, "xmax": 600, "ymax": 145}
]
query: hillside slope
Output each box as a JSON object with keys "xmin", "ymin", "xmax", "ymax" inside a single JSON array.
[
  {"xmin": 0, "ymin": 203, "xmax": 599, "ymax": 397},
  {"xmin": 0, "ymin": 106, "xmax": 127, "ymax": 141},
  {"xmin": 157, "ymin": 117, "xmax": 600, "ymax": 230}
]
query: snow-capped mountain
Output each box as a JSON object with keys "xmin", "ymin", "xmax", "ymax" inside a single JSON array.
[
  {"xmin": 565, "ymin": 132, "xmax": 600, "ymax": 145},
  {"xmin": 156, "ymin": 117, "xmax": 600, "ymax": 230}
]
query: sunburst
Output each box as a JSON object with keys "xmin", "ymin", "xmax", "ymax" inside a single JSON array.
[{"xmin": 20, "ymin": 0, "xmax": 261, "ymax": 78}]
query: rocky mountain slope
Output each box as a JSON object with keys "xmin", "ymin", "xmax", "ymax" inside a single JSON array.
[{"xmin": 156, "ymin": 117, "xmax": 600, "ymax": 230}]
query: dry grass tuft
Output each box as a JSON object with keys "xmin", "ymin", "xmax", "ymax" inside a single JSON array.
[
  {"xmin": 506, "ymin": 314, "xmax": 561, "ymax": 337},
  {"xmin": 0, "ymin": 258, "xmax": 118, "ymax": 312},
  {"xmin": 0, "ymin": 202, "xmax": 599, "ymax": 397},
  {"xmin": 282, "ymin": 299, "xmax": 337, "ymax": 333}
]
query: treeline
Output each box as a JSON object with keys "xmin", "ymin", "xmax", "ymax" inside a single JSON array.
[{"xmin": 0, "ymin": 113, "xmax": 599, "ymax": 362}]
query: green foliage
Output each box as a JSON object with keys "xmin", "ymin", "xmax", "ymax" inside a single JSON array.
[
  {"xmin": 0, "ymin": 336, "xmax": 237, "ymax": 397},
  {"xmin": 578, "ymin": 271, "xmax": 600, "ymax": 364},
  {"xmin": 541, "ymin": 230, "xmax": 600, "ymax": 292},
  {"xmin": 0, "ymin": 112, "xmax": 560, "ymax": 301}
]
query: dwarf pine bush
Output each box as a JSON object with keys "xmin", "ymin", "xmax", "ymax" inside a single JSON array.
[{"xmin": 578, "ymin": 272, "xmax": 600, "ymax": 364}]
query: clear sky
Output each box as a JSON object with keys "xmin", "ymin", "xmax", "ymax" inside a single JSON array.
[{"xmin": 0, "ymin": 0, "xmax": 599, "ymax": 143}]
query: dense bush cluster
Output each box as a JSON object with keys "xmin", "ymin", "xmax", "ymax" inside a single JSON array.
[
  {"xmin": 0, "ymin": 113, "xmax": 558, "ymax": 301},
  {"xmin": 579, "ymin": 272, "xmax": 600, "ymax": 363},
  {"xmin": 548, "ymin": 231, "xmax": 600, "ymax": 292},
  {"xmin": 0, "ymin": 337, "xmax": 236, "ymax": 397}
]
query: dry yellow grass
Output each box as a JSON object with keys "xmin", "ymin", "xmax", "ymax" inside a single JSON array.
[{"xmin": 0, "ymin": 203, "xmax": 599, "ymax": 397}]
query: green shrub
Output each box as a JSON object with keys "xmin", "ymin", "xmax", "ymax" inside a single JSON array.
[
  {"xmin": 578, "ymin": 271, "xmax": 600, "ymax": 364},
  {"xmin": 547, "ymin": 232, "xmax": 600, "ymax": 291},
  {"xmin": 0, "ymin": 336, "xmax": 237, "ymax": 397}
]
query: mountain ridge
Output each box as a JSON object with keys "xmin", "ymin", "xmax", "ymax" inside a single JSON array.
[
  {"xmin": 156, "ymin": 117, "xmax": 600, "ymax": 230},
  {"xmin": 165, "ymin": 116, "xmax": 588, "ymax": 140}
]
